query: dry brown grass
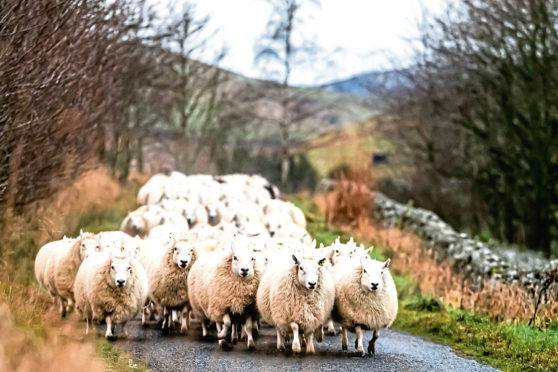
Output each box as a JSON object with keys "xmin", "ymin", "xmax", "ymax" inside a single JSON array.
[
  {"xmin": 315, "ymin": 190, "xmax": 558, "ymax": 324},
  {"xmin": 0, "ymin": 280, "xmax": 103, "ymax": 372},
  {"xmin": 323, "ymin": 169, "xmax": 374, "ymax": 227}
]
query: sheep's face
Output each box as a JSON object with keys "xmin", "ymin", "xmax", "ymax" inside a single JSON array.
[
  {"xmin": 80, "ymin": 236, "xmax": 101, "ymax": 260},
  {"xmin": 205, "ymin": 203, "xmax": 219, "ymax": 221},
  {"xmin": 184, "ymin": 204, "xmax": 198, "ymax": 227},
  {"xmin": 361, "ymin": 258, "xmax": 390, "ymax": 293},
  {"xmin": 110, "ymin": 256, "xmax": 132, "ymax": 288},
  {"xmin": 129, "ymin": 213, "xmax": 146, "ymax": 234},
  {"xmin": 231, "ymin": 241, "xmax": 256, "ymax": 278},
  {"xmin": 172, "ymin": 240, "xmax": 195, "ymax": 269},
  {"xmin": 265, "ymin": 216, "xmax": 282, "ymax": 237},
  {"xmin": 293, "ymin": 254, "xmax": 326, "ymax": 290}
]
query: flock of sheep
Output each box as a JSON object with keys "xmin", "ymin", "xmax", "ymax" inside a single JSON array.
[{"xmin": 34, "ymin": 172, "xmax": 397, "ymax": 356}]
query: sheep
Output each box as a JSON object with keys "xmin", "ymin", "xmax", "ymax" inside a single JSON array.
[
  {"xmin": 120, "ymin": 206, "xmax": 165, "ymax": 237},
  {"xmin": 273, "ymin": 224, "xmax": 312, "ymax": 245},
  {"xmin": 35, "ymin": 237, "xmax": 74, "ymax": 292},
  {"xmin": 256, "ymin": 248, "xmax": 335, "ymax": 354},
  {"xmin": 331, "ymin": 256, "xmax": 398, "ymax": 356},
  {"xmin": 182, "ymin": 202, "xmax": 208, "ymax": 228},
  {"xmin": 203, "ymin": 200, "xmax": 226, "ymax": 226},
  {"xmin": 41, "ymin": 230, "xmax": 101, "ymax": 316},
  {"xmin": 263, "ymin": 200, "xmax": 306, "ymax": 228},
  {"xmin": 138, "ymin": 237, "xmax": 198, "ymax": 334},
  {"xmin": 187, "ymin": 236, "xmax": 262, "ymax": 349},
  {"xmin": 73, "ymin": 249, "xmax": 148, "ymax": 339}
]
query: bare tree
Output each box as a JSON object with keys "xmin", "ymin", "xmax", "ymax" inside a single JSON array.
[{"xmin": 255, "ymin": 0, "xmax": 321, "ymax": 187}]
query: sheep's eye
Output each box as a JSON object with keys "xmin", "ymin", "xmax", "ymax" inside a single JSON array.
[
  {"xmin": 174, "ymin": 247, "xmax": 178, "ymax": 251},
  {"xmin": 251, "ymin": 257, "xmax": 255, "ymax": 261},
  {"xmin": 111, "ymin": 265, "xmax": 115, "ymax": 270},
  {"xmin": 363, "ymin": 269, "xmax": 367, "ymax": 274},
  {"xmin": 127, "ymin": 267, "xmax": 131, "ymax": 271},
  {"xmin": 81, "ymin": 244, "xmax": 85, "ymax": 248},
  {"xmin": 233, "ymin": 256, "xmax": 237, "ymax": 261}
]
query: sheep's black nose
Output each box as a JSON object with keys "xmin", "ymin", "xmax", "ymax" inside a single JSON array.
[
  {"xmin": 270, "ymin": 231, "xmax": 275, "ymax": 237},
  {"xmin": 117, "ymin": 279, "xmax": 126, "ymax": 287},
  {"xmin": 308, "ymin": 281, "xmax": 316, "ymax": 289},
  {"xmin": 180, "ymin": 260, "xmax": 188, "ymax": 268},
  {"xmin": 370, "ymin": 283, "xmax": 379, "ymax": 290},
  {"xmin": 240, "ymin": 268, "xmax": 249, "ymax": 276}
]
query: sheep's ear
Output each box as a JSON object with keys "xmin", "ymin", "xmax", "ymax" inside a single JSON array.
[
  {"xmin": 292, "ymin": 253, "xmax": 300, "ymax": 265},
  {"xmin": 348, "ymin": 237, "xmax": 354, "ymax": 244},
  {"xmin": 318, "ymin": 257, "xmax": 327, "ymax": 266},
  {"xmin": 365, "ymin": 246, "xmax": 374, "ymax": 256},
  {"xmin": 319, "ymin": 242, "xmax": 324, "ymax": 249},
  {"xmin": 311, "ymin": 239, "xmax": 317, "ymax": 249},
  {"xmin": 383, "ymin": 258, "xmax": 391, "ymax": 269},
  {"xmin": 80, "ymin": 229, "xmax": 84, "ymax": 237},
  {"xmin": 335, "ymin": 236, "xmax": 340, "ymax": 244}
]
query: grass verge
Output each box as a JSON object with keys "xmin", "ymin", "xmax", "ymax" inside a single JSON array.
[
  {"xmin": 0, "ymin": 179, "xmax": 144, "ymax": 371},
  {"xmin": 293, "ymin": 196, "xmax": 558, "ymax": 372}
]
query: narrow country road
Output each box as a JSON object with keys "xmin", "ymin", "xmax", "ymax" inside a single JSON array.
[{"xmin": 111, "ymin": 319, "xmax": 498, "ymax": 372}]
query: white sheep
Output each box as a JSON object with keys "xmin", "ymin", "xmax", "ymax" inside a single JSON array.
[
  {"xmin": 256, "ymin": 248, "xmax": 335, "ymax": 354},
  {"xmin": 73, "ymin": 249, "xmax": 148, "ymax": 339},
  {"xmin": 331, "ymin": 256, "xmax": 398, "ymax": 355},
  {"xmin": 41, "ymin": 230, "xmax": 101, "ymax": 316},
  {"xmin": 188, "ymin": 236, "xmax": 261, "ymax": 349},
  {"xmin": 138, "ymin": 237, "xmax": 198, "ymax": 333}
]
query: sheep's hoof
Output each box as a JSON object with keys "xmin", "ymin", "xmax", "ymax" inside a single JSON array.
[
  {"xmin": 247, "ymin": 340, "xmax": 256, "ymax": 351},
  {"xmin": 277, "ymin": 343, "xmax": 286, "ymax": 352},
  {"xmin": 306, "ymin": 345, "xmax": 315, "ymax": 354},
  {"xmin": 368, "ymin": 342, "xmax": 375, "ymax": 355},
  {"xmin": 105, "ymin": 334, "xmax": 116, "ymax": 341},
  {"xmin": 292, "ymin": 343, "xmax": 301, "ymax": 353},
  {"xmin": 356, "ymin": 346, "xmax": 365, "ymax": 356},
  {"xmin": 180, "ymin": 327, "xmax": 189, "ymax": 336},
  {"xmin": 218, "ymin": 339, "xmax": 232, "ymax": 350},
  {"xmin": 327, "ymin": 330, "xmax": 337, "ymax": 336},
  {"xmin": 342, "ymin": 344, "xmax": 348, "ymax": 351}
]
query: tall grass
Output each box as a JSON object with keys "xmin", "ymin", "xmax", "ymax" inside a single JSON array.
[{"xmin": 0, "ymin": 169, "xmax": 142, "ymax": 371}]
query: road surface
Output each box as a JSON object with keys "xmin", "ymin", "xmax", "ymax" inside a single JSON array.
[{"xmin": 110, "ymin": 319, "xmax": 499, "ymax": 372}]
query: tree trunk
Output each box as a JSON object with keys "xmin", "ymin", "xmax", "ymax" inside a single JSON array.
[
  {"xmin": 280, "ymin": 122, "xmax": 289, "ymax": 188},
  {"xmin": 137, "ymin": 134, "xmax": 144, "ymax": 174}
]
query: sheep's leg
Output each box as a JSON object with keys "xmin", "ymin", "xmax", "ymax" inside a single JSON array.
[
  {"xmin": 368, "ymin": 329, "xmax": 379, "ymax": 355},
  {"xmin": 180, "ymin": 309, "xmax": 189, "ymax": 335},
  {"xmin": 66, "ymin": 298, "xmax": 75, "ymax": 313},
  {"xmin": 85, "ymin": 317, "xmax": 90, "ymax": 335},
  {"xmin": 355, "ymin": 325, "xmax": 365, "ymax": 356},
  {"xmin": 245, "ymin": 316, "xmax": 255, "ymax": 350},
  {"xmin": 122, "ymin": 322, "xmax": 129, "ymax": 338},
  {"xmin": 201, "ymin": 319, "xmax": 208, "ymax": 337},
  {"xmin": 142, "ymin": 307, "xmax": 147, "ymax": 326},
  {"xmin": 216, "ymin": 322, "xmax": 222, "ymax": 334},
  {"xmin": 241, "ymin": 324, "xmax": 247, "ymax": 340},
  {"xmin": 161, "ymin": 307, "xmax": 169, "ymax": 329},
  {"xmin": 253, "ymin": 319, "xmax": 260, "ymax": 336},
  {"xmin": 172, "ymin": 310, "xmax": 179, "ymax": 324},
  {"xmin": 217, "ymin": 313, "xmax": 231, "ymax": 339},
  {"xmin": 341, "ymin": 328, "xmax": 349, "ymax": 350},
  {"xmin": 327, "ymin": 319, "xmax": 337, "ymax": 336},
  {"xmin": 315, "ymin": 325, "xmax": 324, "ymax": 343},
  {"xmin": 105, "ymin": 315, "xmax": 113, "ymax": 339},
  {"xmin": 276, "ymin": 329, "xmax": 286, "ymax": 351},
  {"xmin": 230, "ymin": 323, "xmax": 238, "ymax": 344},
  {"xmin": 290, "ymin": 322, "xmax": 301, "ymax": 353},
  {"xmin": 306, "ymin": 331, "xmax": 315, "ymax": 354},
  {"xmin": 58, "ymin": 297, "xmax": 66, "ymax": 317}
]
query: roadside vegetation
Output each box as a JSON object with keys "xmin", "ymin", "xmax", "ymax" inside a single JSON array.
[
  {"xmin": 294, "ymin": 196, "xmax": 558, "ymax": 372},
  {"xmin": 0, "ymin": 176, "xmax": 144, "ymax": 372}
]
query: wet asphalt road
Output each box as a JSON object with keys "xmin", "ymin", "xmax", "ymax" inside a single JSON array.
[{"xmin": 109, "ymin": 319, "xmax": 499, "ymax": 372}]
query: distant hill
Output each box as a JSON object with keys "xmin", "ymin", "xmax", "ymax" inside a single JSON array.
[{"xmin": 319, "ymin": 70, "xmax": 405, "ymax": 97}]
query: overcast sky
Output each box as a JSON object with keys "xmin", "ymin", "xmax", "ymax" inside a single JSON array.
[{"xmin": 152, "ymin": 0, "xmax": 446, "ymax": 86}]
